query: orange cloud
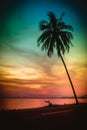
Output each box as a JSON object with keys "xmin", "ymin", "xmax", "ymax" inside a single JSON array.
[{"xmin": 0, "ymin": 48, "xmax": 87, "ymax": 98}]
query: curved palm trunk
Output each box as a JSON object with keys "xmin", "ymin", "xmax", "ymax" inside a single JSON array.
[{"xmin": 60, "ymin": 54, "xmax": 79, "ymax": 104}]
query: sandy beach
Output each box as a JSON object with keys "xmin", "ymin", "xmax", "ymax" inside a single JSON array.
[{"xmin": 0, "ymin": 103, "xmax": 87, "ymax": 130}]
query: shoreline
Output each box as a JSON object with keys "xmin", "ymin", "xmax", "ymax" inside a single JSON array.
[
  {"xmin": 0, "ymin": 98, "xmax": 87, "ymax": 111},
  {"xmin": 1, "ymin": 103, "xmax": 87, "ymax": 130},
  {"xmin": 0, "ymin": 102, "xmax": 87, "ymax": 111}
]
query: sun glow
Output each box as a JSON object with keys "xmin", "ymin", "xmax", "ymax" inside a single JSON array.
[
  {"xmin": 1, "ymin": 66, "xmax": 41, "ymax": 80},
  {"xmin": 29, "ymin": 84, "xmax": 41, "ymax": 89}
]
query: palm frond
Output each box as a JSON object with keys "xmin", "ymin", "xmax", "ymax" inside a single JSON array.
[
  {"xmin": 57, "ymin": 21, "xmax": 65, "ymax": 29},
  {"xmin": 56, "ymin": 37, "xmax": 65, "ymax": 55},
  {"xmin": 48, "ymin": 12, "xmax": 56, "ymax": 21},
  {"xmin": 58, "ymin": 21, "xmax": 73, "ymax": 31},
  {"xmin": 63, "ymin": 24, "xmax": 73, "ymax": 31},
  {"xmin": 37, "ymin": 30, "xmax": 51, "ymax": 46},
  {"xmin": 60, "ymin": 31, "xmax": 73, "ymax": 53},
  {"xmin": 47, "ymin": 36, "xmax": 56, "ymax": 57},
  {"xmin": 41, "ymin": 36, "xmax": 51, "ymax": 51},
  {"xmin": 59, "ymin": 12, "xmax": 65, "ymax": 21},
  {"xmin": 47, "ymin": 43, "xmax": 53, "ymax": 57},
  {"xmin": 66, "ymin": 31, "xmax": 73, "ymax": 40},
  {"xmin": 39, "ymin": 20, "xmax": 49, "ymax": 30},
  {"xmin": 48, "ymin": 11, "xmax": 57, "ymax": 28}
]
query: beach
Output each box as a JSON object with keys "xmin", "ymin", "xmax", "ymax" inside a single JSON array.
[{"xmin": 0, "ymin": 103, "xmax": 87, "ymax": 130}]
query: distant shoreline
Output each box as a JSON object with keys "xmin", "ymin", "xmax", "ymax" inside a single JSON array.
[{"xmin": 0, "ymin": 96, "xmax": 87, "ymax": 99}]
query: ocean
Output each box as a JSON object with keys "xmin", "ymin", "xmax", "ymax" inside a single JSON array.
[{"xmin": 0, "ymin": 98, "xmax": 87, "ymax": 110}]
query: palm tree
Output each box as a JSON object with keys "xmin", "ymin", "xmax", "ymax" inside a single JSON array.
[{"xmin": 37, "ymin": 12, "xmax": 79, "ymax": 104}]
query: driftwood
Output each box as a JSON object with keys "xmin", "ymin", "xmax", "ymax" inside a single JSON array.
[{"xmin": 45, "ymin": 100, "xmax": 53, "ymax": 107}]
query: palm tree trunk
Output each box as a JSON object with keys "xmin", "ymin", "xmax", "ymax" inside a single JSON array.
[{"xmin": 60, "ymin": 54, "xmax": 79, "ymax": 104}]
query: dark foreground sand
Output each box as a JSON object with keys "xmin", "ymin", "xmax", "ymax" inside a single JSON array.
[{"xmin": 0, "ymin": 103, "xmax": 87, "ymax": 130}]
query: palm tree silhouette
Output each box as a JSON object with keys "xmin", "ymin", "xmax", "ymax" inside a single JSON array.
[{"xmin": 37, "ymin": 12, "xmax": 79, "ymax": 104}]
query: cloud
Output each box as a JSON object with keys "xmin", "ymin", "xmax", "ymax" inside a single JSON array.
[
  {"xmin": 68, "ymin": 61, "xmax": 87, "ymax": 81},
  {"xmin": 1, "ymin": 42, "xmax": 60, "ymax": 78}
]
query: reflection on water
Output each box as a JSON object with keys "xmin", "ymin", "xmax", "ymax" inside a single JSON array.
[{"xmin": 0, "ymin": 98, "xmax": 87, "ymax": 110}]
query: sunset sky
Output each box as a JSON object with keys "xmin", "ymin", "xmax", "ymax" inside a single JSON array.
[{"xmin": 0, "ymin": 0, "xmax": 87, "ymax": 98}]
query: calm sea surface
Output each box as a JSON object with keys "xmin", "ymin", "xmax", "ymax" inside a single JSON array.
[{"xmin": 0, "ymin": 98, "xmax": 87, "ymax": 110}]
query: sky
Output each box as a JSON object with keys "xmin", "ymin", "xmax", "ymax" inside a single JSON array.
[{"xmin": 0, "ymin": 0, "xmax": 87, "ymax": 98}]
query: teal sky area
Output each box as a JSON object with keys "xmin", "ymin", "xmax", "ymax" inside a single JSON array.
[
  {"xmin": 0, "ymin": 0, "xmax": 87, "ymax": 98},
  {"xmin": 0, "ymin": 0, "xmax": 86, "ymax": 59}
]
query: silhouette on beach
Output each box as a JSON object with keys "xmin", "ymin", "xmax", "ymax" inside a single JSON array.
[{"xmin": 45, "ymin": 100, "xmax": 53, "ymax": 107}]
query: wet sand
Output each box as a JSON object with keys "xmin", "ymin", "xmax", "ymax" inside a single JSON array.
[{"xmin": 0, "ymin": 103, "xmax": 87, "ymax": 130}]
